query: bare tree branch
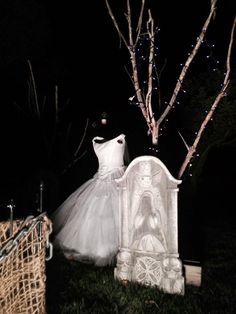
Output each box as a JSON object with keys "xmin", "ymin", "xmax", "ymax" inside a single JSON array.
[
  {"xmin": 105, "ymin": 1, "xmax": 235, "ymax": 180},
  {"xmin": 105, "ymin": 0, "xmax": 217, "ymax": 145},
  {"xmin": 74, "ymin": 118, "xmax": 90, "ymax": 157},
  {"xmin": 178, "ymin": 131, "xmax": 190, "ymax": 151},
  {"xmin": 105, "ymin": 0, "xmax": 129, "ymax": 49},
  {"xmin": 157, "ymin": 0, "xmax": 217, "ymax": 126},
  {"xmin": 61, "ymin": 118, "xmax": 90, "ymax": 175},
  {"xmin": 178, "ymin": 16, "xmax": 236, "ymax": 179},
  {"xmin": 145, "ymin": 10, "xmax": 157, "ymax": 140},
  {"xmin": 27, "ymin": 59, "xmax": 40, "ymax": 118},
  {"xmin": 135, "ymin": 0, "xmax": 145, "ymax": 45}
]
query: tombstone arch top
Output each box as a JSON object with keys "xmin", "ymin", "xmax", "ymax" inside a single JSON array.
[{"xmin": 116, "ymin": 155, "xmax": 181, "ymax": 188}]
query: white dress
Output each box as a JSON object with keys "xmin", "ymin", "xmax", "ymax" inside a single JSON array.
[{"xmin": 52, "ymin": 134, "xmax": 127, "ymax": 266}]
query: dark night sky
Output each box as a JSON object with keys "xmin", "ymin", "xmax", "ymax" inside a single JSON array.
[
  {"xmin": 0, "ymin": 0, "xmax": 235, "ymax": 109},
  {"xmin": 0, "ymin": 0, "xmax": 235, "ymax": 215}
]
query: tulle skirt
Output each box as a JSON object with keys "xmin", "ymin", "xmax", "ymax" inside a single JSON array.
[{"xmin": 51, "ymin": 167, "xmax": 125, "ymax": 266}]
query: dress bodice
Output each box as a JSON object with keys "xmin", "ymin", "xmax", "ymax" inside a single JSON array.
[{"xmin": 93, "ymin": 134, "xmax": 126, "ymax": 174}]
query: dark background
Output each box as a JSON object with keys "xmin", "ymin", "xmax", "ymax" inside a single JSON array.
[{"xmin": 0, "ymin": 0, "xmax": 235, "ymax": 261}]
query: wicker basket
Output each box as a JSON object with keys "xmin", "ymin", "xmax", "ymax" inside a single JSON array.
[{"xmin": 0, "ymin": 213, "xmax": 52, "ymax": 314}]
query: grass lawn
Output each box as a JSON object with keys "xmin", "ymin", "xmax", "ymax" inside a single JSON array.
[{"xmin": 45, "ymin": 220, "xmax": 236, "ymax": 314}]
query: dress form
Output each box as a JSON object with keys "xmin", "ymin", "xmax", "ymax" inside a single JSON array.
[{"xmin": 51, "ymin": 122, "xmax": 127, "ymax": 266}]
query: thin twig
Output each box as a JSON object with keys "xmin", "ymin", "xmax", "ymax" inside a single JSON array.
[
  {"xmin": 27, "ymin": 60, "xmax": 40, "ymax": 119},
  {"xmin": 74, "ymin": 118, "xmax": 90, "ymax": 157}
]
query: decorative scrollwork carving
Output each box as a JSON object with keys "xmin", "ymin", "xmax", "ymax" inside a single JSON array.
[{"xmin": 133, "ymin": 256, "xmax": 162, "ymax": 286}]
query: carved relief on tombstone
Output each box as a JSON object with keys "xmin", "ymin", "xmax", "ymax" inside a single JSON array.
[
  {"xmin": 114, "ymin": 156, "xmax": 185, "ymax": 295},
  {"xmin": 131, "ymin": 193, "xmax": 167, "ymax": 253}
]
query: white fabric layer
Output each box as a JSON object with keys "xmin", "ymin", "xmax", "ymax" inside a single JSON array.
[{"xmin": 52, "ymin": 134, "xmax": 126, "ymax": 266}]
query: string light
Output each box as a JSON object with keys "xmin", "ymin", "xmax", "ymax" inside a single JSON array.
[{"xmin": 128, "ymin": 20, "xmax": 223, "ymax": 167}]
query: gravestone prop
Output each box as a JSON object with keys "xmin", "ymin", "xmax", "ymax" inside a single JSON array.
[{"xmin": 115, "ymin": 156, "xmax": 185, "ymax": 294}]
